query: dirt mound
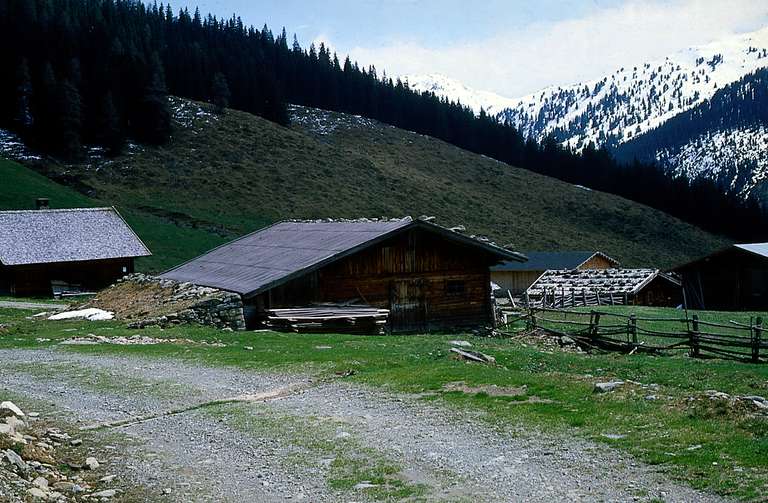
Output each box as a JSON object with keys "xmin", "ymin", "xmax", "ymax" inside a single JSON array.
[{"xmin": 83, "ymin": 274, "xmax": 246, "ymax": 330}]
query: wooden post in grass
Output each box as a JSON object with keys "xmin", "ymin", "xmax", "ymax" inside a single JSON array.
[
  {"xmin": 589, "ymin": 311, "xmax": 601, "ymax": 339},
  {"xmin": 753, "ymin": 317, "xmax": 763, "ymax": 363},
  {"xmin": 629, "ymin": 314, "xmax": 638, "ymax": 347},
  {"xmin": 690, "ymin": 314, "xmax": 700, "ymax": 358}
]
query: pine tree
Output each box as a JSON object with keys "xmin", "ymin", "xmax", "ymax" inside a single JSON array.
[
  {"xmin": 56, "ymin": 79, "xmax": 82, "ymax": 160},
  {"xmin": 135, "ymin": 53, "xmax": 171, "ymax": 144},
  {"xmin": 211, "ymin": 72, "xmax": 231, "ymax": 114},
  {"xmin": 14, "ymin": 59, "xmax": 33, "ymax": 129},
  {"xmin": 95, "ymin": 92, "xmax": 124, "ymax": 155}
]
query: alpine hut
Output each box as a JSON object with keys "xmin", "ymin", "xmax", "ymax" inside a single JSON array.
[
  {"xmin": 161, "ymin": 218, "xmax": 526, "ymax": 332},
  {"xmin": 525, "ymin": 268, "xmax": 681, "ymax": 308},
  {"xmin": 491, "ymin": 251, "xmax": 619, "ymax": 295},
  {"xmin": 673, "ymin": 243, "xmax": 768, "ymax": 311},
  {"xmin": 0, "ymin": 205, "xmax": 151, "ymax": 297}
]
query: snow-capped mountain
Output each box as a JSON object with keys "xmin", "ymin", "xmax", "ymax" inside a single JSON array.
[
  {"xmin": 499, "ymin": 26, "xmax": 768, "ymax": 150},
  {"xmin": 405, "ymin": 27, "xmax": 768, "ymax": 202},
  {"xmin": 402, "ymin": 74, "xmax": 517, "ymax": 115}
]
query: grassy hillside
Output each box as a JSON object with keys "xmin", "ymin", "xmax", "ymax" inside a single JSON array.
[
  {"xmin": 9, "ymin": 98, "xmax": 727, "ymax": 268},
  {"xmin": 0, "ymin": 158, "xmax": 225, "ymax": 271}
]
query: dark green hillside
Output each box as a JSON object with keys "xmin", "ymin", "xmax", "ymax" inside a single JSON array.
[
  {"xmin": 0, "ymin": 158, "xmax": 225, "ymax": 271},
  {"xmin": 15, "ymin": 99, "xmax": 726, "ymax": 269}
]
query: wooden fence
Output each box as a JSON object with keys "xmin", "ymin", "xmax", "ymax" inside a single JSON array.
[{"xmin": 501, "ymin": 306, "xmax": 765, "ymax": 363}]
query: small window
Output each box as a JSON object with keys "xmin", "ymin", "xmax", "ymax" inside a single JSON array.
[{"xmin": 446, "ymin": 280, "xmax": 466, "ymax": 296}]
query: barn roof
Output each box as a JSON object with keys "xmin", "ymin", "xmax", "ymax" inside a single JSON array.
[
  {"xmin": 526, "ymin": 268, "xmax": 679, "ymax": 296},
  {"xmin": 491, "ymin": 251, "xmax": 618, "ymax": 272},
  {"xmin": 673, "ymin": 242, "xmax": 768, "ymax": 271},
  {"xmin": 161, "ymin": 218, "xmax": 525, "ymax": 296},
  {"xmin": 734, "ymin": 243, "xmax": 768, "ymax": 259},
  {"xmin": 0, "ymin": 207, "xmax": 151, "ymax": 266}
]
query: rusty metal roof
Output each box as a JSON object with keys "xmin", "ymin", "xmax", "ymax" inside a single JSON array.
[
  {"xmin": 0, "ymin": 207, "xmax": 151, "ymax": 266},
  {"xmin": 161, "ymin": 218, "xmax": 524, "ymax": 296}
]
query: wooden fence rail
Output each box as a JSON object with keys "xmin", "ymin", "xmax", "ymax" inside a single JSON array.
[{"xmin": 503, "ymin": 306, "xmax": 765, "ymax": 363}]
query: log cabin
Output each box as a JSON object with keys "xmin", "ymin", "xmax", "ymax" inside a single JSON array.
[
  {"xmin": 673, "ymin": 243, "xmax": 768, "ymax": 311},
  {"xmin": 526, "ymin": 268, "xmax": 681, "ymax": 308},
  {"xmin": 0, "ymin": 206, "xmax": 151, "ymax": 297},
  {"xmin": 161, "ymin": 218, "xmax": 526, "ymax": 332},
  {"xmin": 491, "ymin": 251, "xmax": 619, "ymax": 295}
]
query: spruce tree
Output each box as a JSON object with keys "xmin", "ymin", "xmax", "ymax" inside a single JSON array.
[
  {"xmin": 56, "ymin": 79, "xmax": 82, "ymax": 160},
  {"xmin": 14, "ymin": 59, "xmax": 33, "ymax": 130},
  {"xmin": 96, "ymin": 92, "xmax": 124, "ymax": 156},
  {"xmin": 211, "ymin": 72, "xmax": 231, "ymax": 114}
]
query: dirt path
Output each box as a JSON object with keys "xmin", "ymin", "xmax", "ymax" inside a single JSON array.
[
  {"xmin": 0, "ymin": 301, "xmax": 67, "ymax": 311},
  {"xmin": 0, "ymin": 348, "xmax": 726, "ymax": 502}
]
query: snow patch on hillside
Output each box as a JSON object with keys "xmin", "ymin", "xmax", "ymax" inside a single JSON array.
[
  {"xmin": 657, "ymin": 126, "xmax": 768, "ymax": 197},
  {"xmin": 500, "ymin": 26, "xmax": 768, "ymax": 149},
  {"xmin": 288, "ymin": 104, "xmax": 378, "ymax": 136}
]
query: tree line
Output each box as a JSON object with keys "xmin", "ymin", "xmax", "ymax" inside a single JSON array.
[{"xmin": 0, "ymin": 0, "xmax": 765, "ymax": 241}]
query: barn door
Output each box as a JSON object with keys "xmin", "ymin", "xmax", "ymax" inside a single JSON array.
[{"xmin": 389, "ymin": 279, "xmax": 426, "ymax": 332}]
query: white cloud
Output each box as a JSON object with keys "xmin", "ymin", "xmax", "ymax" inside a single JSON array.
[{"xmin": 340, "ymin": 0, "xmax": 768, "ymax": 97}]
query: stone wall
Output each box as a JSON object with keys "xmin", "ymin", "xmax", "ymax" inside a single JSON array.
[{"xmin": 87, "ymin": 273, "xmax": 246, "ymax": 331}]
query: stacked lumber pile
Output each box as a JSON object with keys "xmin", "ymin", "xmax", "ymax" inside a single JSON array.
[{"xmin": 265, "ymin": 305, "xmax": 390, "ymax": 334}]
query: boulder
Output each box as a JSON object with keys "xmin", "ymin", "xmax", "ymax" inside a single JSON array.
[
  {"xmin": 0, "ymin": 401, "xmax": 25, "ymax": 418},
  {"xmin": 594, "ymin": 381, "xmax": 625, "ymax": 393},
  {"xmin": 85, "ymin": 456, "xmax": 100, "ymax": 470}
]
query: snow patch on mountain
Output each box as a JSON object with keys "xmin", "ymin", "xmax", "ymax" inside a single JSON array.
[
  {"xmin": 500, "ymin": 26, "xmax": 768, "ymax": 149},
  {"xmin": 656, "ymin": 126, "xmax": 768, "ymax": 198},
  {"xmin": 401, "ymin": 74, "xmax": 518, "ymax": 115}
]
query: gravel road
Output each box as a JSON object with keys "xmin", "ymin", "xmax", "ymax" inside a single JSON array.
[{"xmin": 0, "ymin": 348, "xmax": 726, "ymax": 502}]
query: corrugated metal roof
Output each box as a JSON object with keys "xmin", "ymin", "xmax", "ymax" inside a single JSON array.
[
  {"xmin": 491, "ymin": 251, "xmax": 618, "ymax": 272},
  {"xmin": 162, "ymin": 218, "xmax": 524, "ymax": 296},
  {"xmin": 0, "ymin": 208, "xmax": 151, "ymax": 266},
  {"xmin": 527, "ymin": 268, "xmax": 679, "ymax": 296},
  {"xmin": 735, "ymin": 243, "xmax": 768, "ymax": 259}
]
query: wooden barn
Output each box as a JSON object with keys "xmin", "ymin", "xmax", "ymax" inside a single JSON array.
[
  {"xmin": 0, "ymin": 207, "xmax": 151, "ymax": 297},
  {"xmin": 526, "ymin": 268, "xmax": 681, "ymax": 308},
  {"xmin": 491, "ymin": 251, "xmax": 618, "ymax": 295},
  {"xmin": 673, "ymin": 243, "xmax": 768, "ymax": 311},
  {"xmin": 161, "ymin": 218, "xmax": 525, "ymax": 332}
]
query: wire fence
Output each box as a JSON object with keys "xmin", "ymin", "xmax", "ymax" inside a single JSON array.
[{"xmin": 499, "ymin": 306, "xmax": 766, "ymax": 363}]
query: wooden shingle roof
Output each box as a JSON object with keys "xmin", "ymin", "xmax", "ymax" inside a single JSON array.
[
  {"xmin": 0, "ymin": 207, "xmax": 151, "ymax": 266},
  {"xmin": 526, "ymin": 268, "xmax": 679, "ymax": 296}
]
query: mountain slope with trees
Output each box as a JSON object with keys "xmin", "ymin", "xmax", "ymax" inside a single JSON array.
[
  {"xmin": 616, "ymin": 68, "xmax": 768, "ymax": 202},
  {"xmin": 6, "ymin": 96, "xmax": 727, "ymax": 270},
  {"xmin": 0, "ymin": 0, "xmax": 764, "ymax": 242}
]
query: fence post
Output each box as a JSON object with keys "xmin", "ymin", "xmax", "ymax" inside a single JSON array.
[
  {"xmin": 629, "ymin": 314, "xmax": 638, "ymax": 347},
  {"xmin": 589, "ymin": 311, "xmax": 601, "ymax": 339},
  {"xmin": 690, "ymin": 314, "xmax": 700, "ymax": 358},
  {"xmin": 753, "ymin": 316, "xmax": 763, "ymax": 363},
  {"xmin": 529, "ymin": 305, "xmax": 537, "ymax": 331}
]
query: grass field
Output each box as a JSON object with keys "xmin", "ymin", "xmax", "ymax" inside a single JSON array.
[
  {"xmin": 2, "ymin": 305, "xmax": 768, "ymax": 500},
  {"xmin": 8, "ymin": 98, "xmax": 728, "ymax": 270}
]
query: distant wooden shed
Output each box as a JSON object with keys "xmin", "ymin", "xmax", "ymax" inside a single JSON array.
[
  {"xmin": 0, "ymin": 207, "xmax": 151, "ymax": 296},
  {"xmin": 491, "ymin": 251, "xmax": 618, "ymax": 295},
  {"xmin": 161, "ymin": 218, "xmax": 525, "ymax": 332},
  {"xmin": 673, "ymin": 243, "xmax": 768, "ymax": 311},
  {"xmin": 526, "ymin": 268, "xmax": 681, "ymax": 307}
]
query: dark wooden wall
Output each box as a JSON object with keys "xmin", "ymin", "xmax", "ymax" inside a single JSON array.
[
  {"xmin": 0, "ymin": 258, "xmax": 134, "ymax": 297},
  {"xmin": 253, "ymin": 229, "xmax": 500, "ymax": 332},
  {"xmin": 633, "ymin": 277, "xmax": 682, "ymax": 307},
  {"xmin": 678, "ymin": 249, "xmax": 768, "ymax": 311},
  {"xmin": 579, "ymin": 255, "xmax": 615, "ymax": 270}
]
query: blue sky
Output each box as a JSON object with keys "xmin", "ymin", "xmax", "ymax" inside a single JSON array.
[{"xmin": 170, "ymin": 1, "xmax": 768, "ymax": 96}]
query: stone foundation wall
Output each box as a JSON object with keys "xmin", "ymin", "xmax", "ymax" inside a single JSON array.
[{"xmin": 90, "ymin": 273, "xmax": 246, "ymax": 331}]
